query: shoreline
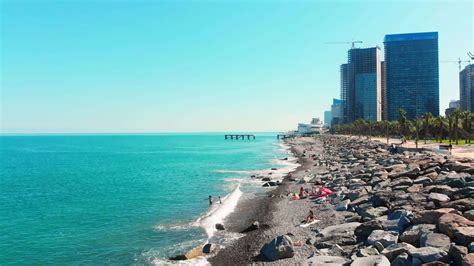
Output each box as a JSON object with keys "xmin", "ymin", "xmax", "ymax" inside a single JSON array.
[
  {"xmin": 208, "ymin": 135, "xmax": 474, "ymax": 265},
  {"xmin": 208, "ymin": 137, "xmax": 318, "ymax": 264}
]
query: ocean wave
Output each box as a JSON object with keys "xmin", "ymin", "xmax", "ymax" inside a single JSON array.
[{"xmin": 192, "ymin": 185, "xmax": 242, "ymax": 238}]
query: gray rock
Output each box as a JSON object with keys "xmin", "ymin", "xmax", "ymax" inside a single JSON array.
[
  {"xmin": 336, "ymin": 200, "xmax": 351, "ymax": 211},
  {"xmin": 354, "ymin": 220, "xmax": 384, "ymax": 242},
  {"xmin": 449, "ymin": 244, "xmax": 468, "ymax": 266},
  {"xmin": 453, "ymin": 226, "xmax": 474, "ymax": 246},
  {"xmin": 306, "ymin": 255, "xmax": 351, "ymax": 266},
  {"xmin": 381, "ymin": 242, "xmax": 416, "ymax": 261},
  {"xmin": 260, "ymin": 235, "xmax": 295, "ymax": 261},
  {"xmin": 428, "ymin": 193, "xmax": 450, "ymax": 202},
  {"xmin": 409, "ymin": 247, "xmax": 449, "ymax": 263},
  {"xmin": 420, "ymin": 233, "xmax": 451, "ymax": 250},
  {"xmin": 367, "ymin": 230, "xmax": 398, "ymax": 248},
  {"xmin": 469, "ymin": 242, "xmax": 474, "ymax": 253},
  {"xmin": 413, "ymin": 176, "xmax": 433, "ymax": 185},
  {"xmin": 355, "ymin": 247, "xmax": 379, "ymax": 257},
  {"xmin": 319, "ymin": 222, "xmax": 361, "ymax": 238},
  {"xmin": 399, "ymin": 224, "xmax": 436, "ymax": 246},
  {"xmin": 202, "ymin": 243, "xmax": 215, "ymax": 254},
  {"xmin": 350, "ymin": 255, "xmax": 390, "ymax": 266},
  {"xmin": 464, "ymin": 210, "xmax": 474, "ymax": 221},
  {"xmin": 391, "ymin": 252, "xmax": 411, "ymax": 266},
  {"xmin": 215, "ymin": 223, "xmax": 225, "ymax": 230},
  {"xmin": 241, "ymin": 221, "xmax": 260, "ymax": 233},
  {"xmin": 373, "ymin": 241, "xmax": 384, "ymax": 252},
  {"xmin": 358, "ymin": 207, "xmax": 388, "ymax": 220}
]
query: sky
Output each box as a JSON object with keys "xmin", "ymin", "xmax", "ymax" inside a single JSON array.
[{"xmin": 1, "ymin": 0, "xmax": 473, "ymax": 133}]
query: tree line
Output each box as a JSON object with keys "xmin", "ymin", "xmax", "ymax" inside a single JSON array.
[{"xmin": 331, "ymin": 109, "xmax": 472, "ymax": 147}]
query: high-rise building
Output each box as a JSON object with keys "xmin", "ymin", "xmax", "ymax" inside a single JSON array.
[
  {"xmin": 345, "ymin": 47, "xmax": 382, "ymax": 123},
  {"xmin": 445, "ymin": 100, "xmax": 461, "ymax": 117},
  {"xmin": 340, "ymin": 64, "xmax": 349, "ymax": 123},
  {"xmin": 324, "ymin": 111, "xmax": 332, "ymax": 127},
  {"xmin": 331, "ymin": 98, "xmax": 343, "ymax": 126},
  {"xmin": 384, "ymin": 32, "xmax": 439, "ymax": 120},
  {"xmin": 460, "ymin": 64, "xmax": 474, "ymax": 112},
  {"xmin": 381, "ymin": 61, "xmax": 387, "ymax": 120}
]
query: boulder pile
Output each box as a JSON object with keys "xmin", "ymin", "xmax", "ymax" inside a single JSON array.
[{"xmin": 297, "ymin": 136, "xmax": 473, "ymax": 265}]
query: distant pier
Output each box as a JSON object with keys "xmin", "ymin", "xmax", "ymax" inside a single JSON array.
[
  {"xmin": 225, "ymin": 134, "xmax": 255, "ymax": 140},
  {"xmin": 277, "ymin": 134, "xmax": 291, "ymax": 139}
]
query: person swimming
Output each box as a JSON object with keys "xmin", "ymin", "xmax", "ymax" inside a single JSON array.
[{"xmin": 208, "ymin": 195, "xmax": 214, "ymax": 206}]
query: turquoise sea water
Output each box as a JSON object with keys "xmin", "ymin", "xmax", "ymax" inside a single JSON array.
[{"xmin": 0, "ymin": 134, "xmax": 291, "ymax": 264}]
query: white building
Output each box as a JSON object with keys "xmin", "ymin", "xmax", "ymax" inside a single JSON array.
[{"xmin": 297, "ymin": 118, "xmax": 324, "ymax": 135}]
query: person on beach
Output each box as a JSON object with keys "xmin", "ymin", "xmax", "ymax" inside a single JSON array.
[
  {"xmin": 448, "ymin": 144, "xmax": 453, "ymax": 155},
  {"xmin": 299, "ymin": 187, "xmax": 308, "ymax": 198},
  {"xmin": 208, "ymin": 195, "xmax": 214, "ymax": 206},
  {"xmin": 218, "ymin": 196, "xmax": 222, "ymax": 204},
  {"xmin": 305, "ymin": 210, "xmax": 316, "ymax": 223}
]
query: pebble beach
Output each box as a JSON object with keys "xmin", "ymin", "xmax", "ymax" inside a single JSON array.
[{"xmin": 208, "ymin": 135, "xmax": 474, "ymax": 265}]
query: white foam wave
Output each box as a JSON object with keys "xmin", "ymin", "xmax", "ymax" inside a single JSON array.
[{"xmin": 193, "ymin": 185, "xmax": 242, "ymax": 238}]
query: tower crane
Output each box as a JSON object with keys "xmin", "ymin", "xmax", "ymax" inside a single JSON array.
[
  {"xmin": 468, "ymin": 52, "xmax": 474, "ymax": 60},
  {"xmin": 325, "ymin": 41, "xmax": 363, "ymax": 49},
  {"xmin": 440, "ymin": 58, "xmax": 470, "ymax": 71}
]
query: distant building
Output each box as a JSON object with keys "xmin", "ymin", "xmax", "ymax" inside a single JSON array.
[
  {"xmin": 460, "ymin": 64, "xmax": 474, "ymax": 112},
  {"xmin": 331, "ymin": 98, "xmax": 343, "ymax": 126},
  {"xmin": 345, "ymin": 47, "xmax": 382, "ymax": 123},
  {"xmin": 324, "ymin": 111, "xmax": 332, "ymax": 127},
  {"xmin": 340, "ymin": 64, "xmax": 349, "ymax": 123},
  {"xmin": 297, "ymin": 118, "xmax": 324, "ymax": 135},
  {"xmin": 384, "ymin": 32, "xmax": 439, "ymax": 120},
  {"xmin": 445, "ymin": 100, "xmax": 461, "ymax": 117}
]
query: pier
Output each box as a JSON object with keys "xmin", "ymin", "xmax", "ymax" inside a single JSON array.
[
  {"xmin": 277, "ymin": 134, "xmax": 291, "ymax": 139},
  {"xmin": 225, "ymin": 134, "xmax": 255, "ymax": 140}
]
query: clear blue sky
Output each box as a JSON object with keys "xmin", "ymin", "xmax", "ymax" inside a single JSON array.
[{"xmin": 1, "ymin": 0, "xmax": 473, "ymax": 133}]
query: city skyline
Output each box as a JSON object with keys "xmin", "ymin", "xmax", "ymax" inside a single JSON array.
[{"xmin": 2, "ymin": 1, "xmax": 473, "ymax": 133}]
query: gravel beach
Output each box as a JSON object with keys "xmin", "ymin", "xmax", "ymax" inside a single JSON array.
[{"xmin": 208, "ymin": 135, "xmax": 474, "ymax": 265}]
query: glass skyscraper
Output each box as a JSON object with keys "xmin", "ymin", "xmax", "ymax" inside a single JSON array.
[{"xmin": 384, "ymin": 32, "xmax": 439, "ymax": 120}]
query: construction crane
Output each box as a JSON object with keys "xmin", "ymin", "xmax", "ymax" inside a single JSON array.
[
  {"xmin": 325, "ymin": 41, "xmax": 363, "ymax": 49},
  {"xmin": 440, "ymin": 58, "xmax": 470, "ymax": 71},
  {"xmin": 468, "ymin": 52, "xmax": 474, "ymax": 60}
]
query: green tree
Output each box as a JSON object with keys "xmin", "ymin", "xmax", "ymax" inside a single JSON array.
[
  {"xmin": 452, "ymin": 109, "xmax": 461, "ymax": 145},
  {"xmin": 422, "ymin": 112, "xmax": 433, "ymax": 144},
  {"xmin": 435, "ymin": 116, "xmax": 447, "ymax": 143},
  {"xmin": 462, "ymin": 111, "xmax": 472, "ymax": 144},
  {"xmin": 398, "ymin": 109, "xmax": 409, "ymax": 139}
]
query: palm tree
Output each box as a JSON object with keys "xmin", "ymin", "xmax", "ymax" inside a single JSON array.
[
  {"xmin": 413, "ymin": 118, "xmax": 423, "ymax": 150},
  {"xmin": 452, "ymin": 109, "xmax": 461, "ymax": 145},
  {"xmin": 448, "ymin": 114, "xmax": 454, "ymax": 144},
  {"xmin": 435, "ymin": 116, "xmax": 447, "ymax": 143},
  {"xmin": 422, "ymin": 112, "xmax": 433, "ymax": 144},
  {"xmin": 462, "ymin": 111, "xmax": 472, "ymax": 144},
  {"xmin": 398, "ymin": 109, "xmax": 409, "ymax": 140}
]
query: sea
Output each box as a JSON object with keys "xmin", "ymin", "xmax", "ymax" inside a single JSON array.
[{"xmin": 0, "ymin": 133, "xmax": 297, "ymax": 265}]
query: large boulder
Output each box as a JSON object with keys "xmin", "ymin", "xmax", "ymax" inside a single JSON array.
[
  {"xmin": 366, "ymin": 230, "xmax": 398, "ymax": 248},
  {"xmin": 420, "ymin": 233, "xmax": 451, "ymax": 250},
  {"xmin": 319, "ymin": 222, "xmax": 361, "ymax": 238},
  {"xmin": 437, "ymin": 213, "xmax": 474, "ymax": 240},
  {"xmin": 413, "ymin": 208, "xmax": 457, "ymax": 224},
  {"xmin": 441, "ymin": 198, "xmax": 474, "ymax": 212},
  {"xmin": 358, "ymin": 207, "xmax": 388, "ymax": 220},
  {"xmin": 399, "ymin": 224, "xmax": 436, "ymax": 246},
  {"xmin": 449, "ymin": 244, "xmax": 468, "ymax": 265},
  {"xmin": 453, "ymin": 226, "xmax": 474, "ymax": 246},
  {"xmin": 464, "ymin": 210, "xmax": 474, "ymax": 221},
  {"xmin": 428, "ymin": 193, "xmax": 450, "ymax": 203},
  {"xmin": 408, "ymin": 247, "xmax": 450, "ymax": 263},
  {"xmin": 354, "ymin": 220, "xmax": 383, "ymax": 242},
  {"xmin": 391, "ymin": 252, "xmax": 411, "ymax": 266},
  {"xmin": 259, "ymin": 235, "xmax": 295, "ymax": 261},
  {"xmin": 381, "ymin": 242, "xmax": 416, "ymax": 261},
  {"xmin": 336, "ymin": 200, "xmax": 351, "ymax": 211},
  {"xmin": 350, "ymin": 255, "xmax": 390, "ymax": 266}
]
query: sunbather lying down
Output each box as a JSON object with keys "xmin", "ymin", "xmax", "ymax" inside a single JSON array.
[
  {"xmin": 298, "ymin": 210, "xmax": 320, "ymax": 227},
  {"xmin": 309, "ymin": 186, "xmax": 333, "ymax": 198}
]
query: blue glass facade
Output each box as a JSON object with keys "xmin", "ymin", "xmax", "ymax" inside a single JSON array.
[{"xmin": 384, "ymin": 32, "xmax": 439, "ymax": 120}]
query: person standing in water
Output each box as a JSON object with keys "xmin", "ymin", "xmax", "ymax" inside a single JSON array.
[
  {"xmin": 208, "ymin": 195, "xmax": 214, "ymax": 206},
  {"xmin": 218, "ymin": 196, "xmax": 222, "ymax": 204}
]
